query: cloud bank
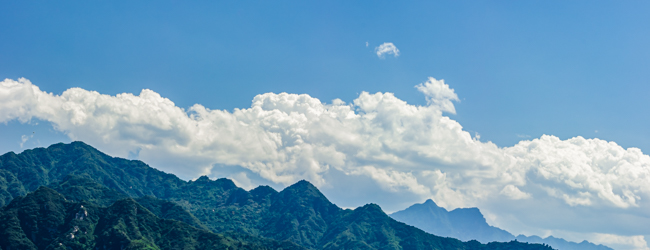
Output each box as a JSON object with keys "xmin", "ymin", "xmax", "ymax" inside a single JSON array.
[
  {"xmin": 1, "ymin": 77, "xmax": 649, "ymax": 249},
  {"xmin": 375, "ymin": 42, "xmax": 400, "ymax": 58}
]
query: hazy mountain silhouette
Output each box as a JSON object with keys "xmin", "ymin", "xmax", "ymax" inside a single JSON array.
[{"xmin": 390, "ymin": 199, "xmax": 613, "ymax": 250}]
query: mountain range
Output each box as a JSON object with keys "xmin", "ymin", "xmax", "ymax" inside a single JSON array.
[
  {"xmin": 0, "ymin": 141, "xmax": 558, "ymax": 249},
  {"xmin": 390, "ymin": 199, "xmax": 612, "ymax": 250}
]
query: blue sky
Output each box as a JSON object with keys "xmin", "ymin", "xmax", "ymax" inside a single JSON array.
[
  {"xmin": 2, "ymin": 1, "xmax": 650, "ymax": 249},
  {"xmin": 3, "ymin": 1, "xmax": 650, "ymax": 153}
]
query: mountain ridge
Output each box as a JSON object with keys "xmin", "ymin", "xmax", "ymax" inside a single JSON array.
[
  {"xmin": 1, "ymin": 142, "xmax": 556, "ymax": 250},
  {"xmin": 390, "ymin": 199, "xmax": 613, "ymax": 250}
]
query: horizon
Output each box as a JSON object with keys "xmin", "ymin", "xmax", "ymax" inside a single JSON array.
[
  {"xmin": 0, "ymin": 139, "xmax": 612, "ymax": 246},
  {"xmin": 2, "ymin": 1, "xmax": 650, "ymax": 249},
  {"xmin": 0, "ymin": 140, "xmax": 616, "ymax": 250}
]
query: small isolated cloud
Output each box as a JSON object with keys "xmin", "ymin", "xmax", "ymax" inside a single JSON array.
[
  {"xmin": 375, "ymin": 42, "xmax": 400, "ymax": 58},
  {"xmin": 366, "ymin": 42, "xmax": 369, "ymax": 47},
  {"xmin": 20, "ymin": 134, "xmax": 33, "ymax": 148}
]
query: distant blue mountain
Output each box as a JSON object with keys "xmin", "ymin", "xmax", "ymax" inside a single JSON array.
[
  {"xmin": 514, "ymin": 235, "xmax": 613, "ymax": 250},
  {"xmin": 390, "ymin": 199, "xmax": 613, "ymax": 250}
]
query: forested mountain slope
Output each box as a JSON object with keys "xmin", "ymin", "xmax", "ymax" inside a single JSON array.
[
  {"xmin": 0, "ymin": 186, "xmax": 303, "ymax": 250},
  {"xmin": 0, "ymin": 142, "xmax": 556, "ymax": 250}
]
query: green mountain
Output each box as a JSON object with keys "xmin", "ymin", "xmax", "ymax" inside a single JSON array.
[
  {"xmin": 0, "ymin": 186, "xmax": 304, "ymax": 250},
  {"xmin": 0, "ymin": 142, "xmax": 556, "ymax": 250},
  {"xmin": 49, "ymin": 174, "xmax": 129, "ymax": 207},
  {"xmin": 49, "ymin": 175, "xmax": 209, "ymax": 231},
  {"xmin": 0, "ymin": 141, "xmax": 187, "ymax": 202},
  {"xmin": 390, "ymin": 199, "xmax": 613, "ymax": 250}
]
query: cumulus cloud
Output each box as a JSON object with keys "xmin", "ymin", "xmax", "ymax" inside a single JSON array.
[
  {"xmin": 587, "ymin": 234, "xmax": 650, "ymax": 250},
  {"xmin": 2, "ymin": 77, "xmax": 650, "ymax": 249},
  {"xmin": 415, "ymin": 77, "xmax": 460, "ymax": 114},
  {"xmin": 375, "ymin": 42, "xmax": 400, "ymax": 58},
  {"xmin": 500, "ymin": 185, "xmax": 531, "ymax": 200}
]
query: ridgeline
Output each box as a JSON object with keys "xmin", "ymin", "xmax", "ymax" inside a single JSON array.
[{"xmin": 0, "ymin": 142, "xmax": 555, "ymax": 250}]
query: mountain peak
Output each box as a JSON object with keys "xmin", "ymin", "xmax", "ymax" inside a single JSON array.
[
  {"xmin": 251, "ymin": 185, "xmax": 277, "ymax": 196},
  {"xmin": 359, "ymin": 203, "xmax": 383, "ymax": 212},
  {"xmin": 273, "ymin": 179, "xmax": 339, "ymax": 219},
  {"xmin": 288, "ymin": 179, "xmax": 317, "ymax": 190},
  {"xmin": 280, "ymin": 179, "xmax": 323, "ymax": 195},
  {"xmin": 49, "ymin": 141, "xmax": 99, "ymax": 153},
  {"xmin": 188, "ymin": 176, "xmax": 238, "ymax": 191},
  {"xmin": 390, "ymin": 200, "xmax": 517, "ymax": 244},
  {"xmin": 69, "ymin": 141, "xmax": 93, "ymax": 147},
  {"xmin": 280, "ymin": 180, "xmax": 324, "ymax": 199},
  {"xmin": 349, "ymin": 203, "xmax": 386, "ymax": 219},
  {"xmin": 214, "ymin": 178, "xmax": 237, "ymax": 189},
  {"xmin": 423, "ymin": 199, "xmax": 440, "ymax": 207},
  {"xmin": 32, "ymin": 186, "xmax": 67, "ymax": 201},
  {"xmin": 448, "ymin": 207, "xmax": 488, "ymax": 226},
  {"xmin": 397, "ymin": 198, "xmax": 447, "ymax": 214},
  {"xmin": 195, "ymin": 175, "xmax": 211, "ymax": 182}
]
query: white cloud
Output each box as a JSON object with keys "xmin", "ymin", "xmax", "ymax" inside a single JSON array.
[
  {"xmin": 415, "ymin": 77, "xmax": 460, "ymax": 114},
  {"xmin": 500, "ymin": 185, "xmax": 531, "ymax": 200},
  {"xmin": 20, "ymin": 134, "xmax": 33, "ymax": 148},
  {"xmin": 2, "ymin": 77, "xmax": 650, "ymax": 250},
  {"xmin": 587, "ymin": 234, "xmax": 650, "ymax": 250},
  {"xmin": 375, "ymin": 42, "xmax": 400, "ymax": 58},
  {"xmin": 506, "ymin": 136, "xmax": 649, "ymax": 209}
]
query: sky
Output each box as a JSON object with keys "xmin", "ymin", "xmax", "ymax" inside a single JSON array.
[{"xmin": 1, "ymin": 1, "xmax": 650, "ymax": 249}]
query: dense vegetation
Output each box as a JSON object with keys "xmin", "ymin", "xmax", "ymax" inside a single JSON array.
[
  {"xmin": 390, "ymin": 199, "xmax": 613, "ymax": 250},
  {"xmin": 0, "ymin": 142, "xmax": 556, "ymax": 250},
  {"xmin": 0, "ymin": 186, "xmax": 304, "ymax": 250}
]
